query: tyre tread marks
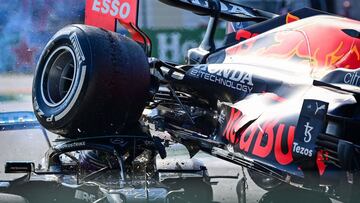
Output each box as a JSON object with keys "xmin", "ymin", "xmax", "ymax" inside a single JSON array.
[{"xmin": 106, "ymin": 30, "xmax": 130, "ymax": 124}]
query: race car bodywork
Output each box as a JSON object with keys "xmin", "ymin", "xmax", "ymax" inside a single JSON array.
[
  {"xmin": 0, "ymin": 111, "xmax": 216, "ymax": 203},
  {"xmin": 144, "ymin": 0, "xmax": 360, "ymax": 200},
  {"xmin": 1, "ymin": 0, "xmax": 360, "ymax": 202}
]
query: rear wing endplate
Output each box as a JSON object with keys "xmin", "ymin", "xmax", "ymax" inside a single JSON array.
[{"xmin": 85, "ymin": 0, "xmax": 151, "ymax": 55}]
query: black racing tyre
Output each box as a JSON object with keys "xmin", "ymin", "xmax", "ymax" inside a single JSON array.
[
  {"xmin": 32, "ymin": 24, "xmax": 150, "ymax": 138},
  {"xmin": 248, "ymin": 169, "xmax": 284, "ymax": 191}
]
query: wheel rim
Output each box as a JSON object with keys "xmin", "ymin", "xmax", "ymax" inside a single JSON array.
[{"xmin": 40, "ymin": 46, "xmax": 77, "ymax": 107}]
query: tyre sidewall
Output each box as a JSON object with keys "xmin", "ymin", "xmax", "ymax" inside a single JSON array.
[{"xmin": 33, "ymin": 25, "xmax": 91, "ymax": 133}]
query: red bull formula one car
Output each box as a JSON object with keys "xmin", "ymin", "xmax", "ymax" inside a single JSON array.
[{"xmin": 1, "ymin": 0, "xmax": 360, "ymax": 202}]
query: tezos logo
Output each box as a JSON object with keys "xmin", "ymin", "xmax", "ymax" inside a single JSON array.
[
  {"xmin": 303, "ymin": 122, "xmax": 313, "ymax": 143},
  {"xmin": 293, "ymin": 142, "xmax": 313, "ymax": 157},
  {"xmin": 91, "ymin": 0, "xmax": 131, "ymax": 19}
]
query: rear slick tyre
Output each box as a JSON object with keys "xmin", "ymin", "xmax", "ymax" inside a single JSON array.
[{"xmin": 32, "ymin": 24, "xmax": 150, "ymax": 138}]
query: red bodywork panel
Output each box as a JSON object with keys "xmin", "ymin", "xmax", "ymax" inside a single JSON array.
[
  {"xmin": 85, "ymin": 0, "xmax": 138, "ymax": 32},
  {"xmin": 85, "ymin": 0, "xmax": 150, "ymax": 52},
  {"xmin": 226, "ymin": 15, "xmax": 360, "ymax": 70}
]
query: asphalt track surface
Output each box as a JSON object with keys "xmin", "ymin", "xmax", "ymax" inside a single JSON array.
[{"xmin": 0, "ymin": 75, "xmax": 340, "ymax": 203}]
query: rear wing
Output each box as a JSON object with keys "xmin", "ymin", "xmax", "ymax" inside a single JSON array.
[
  {"xmin": 85, "ymin": 0, "xmax": 151, "ymax": 55},
  {"xmin": 159, "ymin": 0, "xmax": 277, "ymax": 22},
  {"xmin": 84, "ymin": 0, "xmax": 279, "ymax": 56}
]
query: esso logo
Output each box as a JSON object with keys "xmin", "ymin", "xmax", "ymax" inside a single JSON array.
[{"xmin": 91, "ymin": 0, "xmax": 131, "ymax": 19}]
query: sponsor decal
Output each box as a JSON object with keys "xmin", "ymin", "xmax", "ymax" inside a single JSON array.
[
  {"xmin": 303, "ymin": 122, "xmax": 313, "ymax": 143},
  {"xmin": 222, "ymin": 106, "xmax": 312, "ymax": 166},
  {"xmin": 223, "ymin": 100, "xmax": 326, "ymax": 166},
  {"xmin": 292, "ymin": 142, "xmax": 313, "ymax": 157},
  {"xmin": 75, "ymin": 190, "xmax": 96, "ymax": 203},
  {"xmin": 58, "ymin": 141, "xmax": 86, "ymax": 150},
  {"xmin": 344, "ymin": 71, "xmax": 360, "ymax": 86},
  {"xmin": 314, "ymin": 102, "xmax": 326, "ymax": 115},
  {"xmin": 46, "ymin": 114, "xmax": 54, "ymax": 122},
  {"xmin": 293, "ymin": 100, "xmax": 326, "ymax": 160},
  {"xmin": 70, "ymin": 33, "xmax": 85, "ymax": 65},
  {"xmin": 238, "ymin": 119, "xmax": 295, "ymax": 165},
  {"xmin": 252, "ymin": 120, "xmax": 277, "ymax": 158},
  {"xmin": 190, "ymin": 65, "xmax": 253, "ymax": 93},
  {"xmin": 223, "ymin": 108, "xmax": 243, "ymax": 144},
  {"xmin": 33, "ymin": 97, "xmax": 45, "ymax": 118},
  {"xmin": 225, "ymin": 117, "xmax": 295, "ymax": 166},
  {"xmin": 119, "ymin": 188, "xmax": 167, "ymax": 201},
  {"xmin": 91, "ymin": 0, "xmax": 131, "ymax": 19}
]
